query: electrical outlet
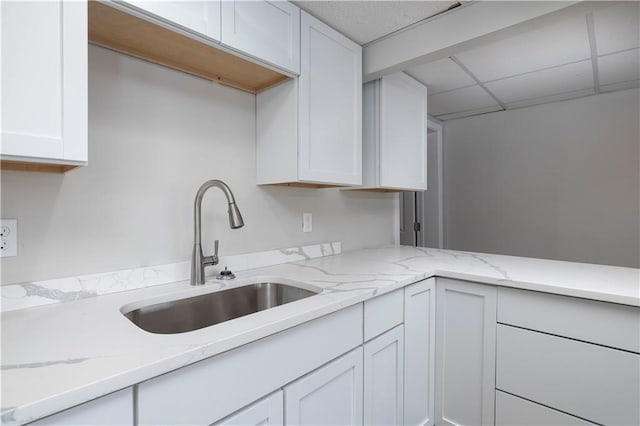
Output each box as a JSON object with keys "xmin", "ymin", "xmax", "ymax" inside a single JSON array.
[
  {"xmin": 303, "ymin": 213, "xmax": 312, "ymax": 233},
  {"xmin": 0, "ymin": 219, "xmax": 18, "ymax": 257}
]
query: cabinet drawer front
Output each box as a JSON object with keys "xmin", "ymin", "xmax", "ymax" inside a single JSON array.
[
  {"xmin": 364, "ymin": 289, "xmax": 403, "ymax": 341},
  {"xmin": 496, "ymin": 324, "xmax": 640, "ymax": 425},
  {"xmin": 137, "ymin": 304, "xmax": 362, "ymax": 425},
  {"xmin": 498, "ymin": 287, "xmax": 640, "ymax": 352},
  {"xmin": 496, "ymin": 391, "xmax": 595, "ymax": 426}
]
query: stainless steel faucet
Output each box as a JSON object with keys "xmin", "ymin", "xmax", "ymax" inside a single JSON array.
[{"xmin": 191, "ymin": 180, "xmax": 244, "ymax": 286}]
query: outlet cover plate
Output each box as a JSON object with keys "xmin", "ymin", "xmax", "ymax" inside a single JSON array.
[{"xmin": 1, "ymin": 219, "xmax": 18, "ymax": 257}]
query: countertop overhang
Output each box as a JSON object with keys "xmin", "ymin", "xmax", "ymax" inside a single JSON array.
[{"xmin": 2, "ymin": 245, "xmax": 639, "ymax": 424}]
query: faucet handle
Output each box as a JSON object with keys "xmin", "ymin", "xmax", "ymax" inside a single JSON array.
[{"xmin": 214, "ymin": 239, "xmax": 219, "ymax": 257}]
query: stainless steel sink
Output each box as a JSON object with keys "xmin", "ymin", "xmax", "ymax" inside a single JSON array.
[{"xmin": 123, "ymin": 282, "xmax": 319, "ymax": 334}]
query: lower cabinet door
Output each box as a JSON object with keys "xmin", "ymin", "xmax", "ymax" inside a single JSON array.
[
  {"xmin": 216, "ymin": 390, "xmax": 283, "ymax": 426},
  {"xmin": 404, "ymin": 278, "xmax": 436, "ymax": 426},
  {"xmin": 284, "ymin": 347, "xmax": 363, "ymax": 425},
  {"xmin": 435, "ymin": 278, "xmax": 497, "ymax": 426},
  {"xmin": 364, "ymin": 325, "xmax": 404, "ymax": 426}
]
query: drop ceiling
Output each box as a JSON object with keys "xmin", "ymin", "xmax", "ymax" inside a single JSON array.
[
  {"xmin": 405, "ymin": 2, "xmax": 640, "ymax": 120},
  {"xmin": 296, "ymin": 1, "xmax": 638, "ymax": 121}
]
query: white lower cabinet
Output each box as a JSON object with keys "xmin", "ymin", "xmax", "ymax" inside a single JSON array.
[
  {"xmin": 363, "ymin": 325, "xmax": 404, "ymax": 426},
  {"xmin": 216, "ymin": 390, "xmax": 284, "ymax": 426},
  {"xmin": 435, "ymin": 278, "xmax": 497, "ymax": 426},
  {"xmin": 404, "ymin": 278, "xmax": 436, "ymax": 426},
  {"xmin": 284, "ymin": 347, "xmax": 363, "ymax": 425},
  {"xmin": 29, "ymin": 389, "xmax": 133, "ymax": 425}
]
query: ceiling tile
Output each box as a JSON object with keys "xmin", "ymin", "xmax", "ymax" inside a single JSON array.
[
  {"xmin": 405, "ymin": 58, "xmax": 476, "ymax": 95},
  {"xmin": 485, "ymin": 60, "xmax": 594, "ymax": 104},
  {"xmin": 593, "ymin": 2, "xmax": 640, "ymax": 55},
  {"xmin": 505, "ymin": 88, "xmax": 595, "ymax": 110},
  {"xmin": 598, "ymin": 48, "xmax": 640, "ymax": 85},
  {"xmin": 428, "ymin": 85, "xmax": 499, "ymax": 116},
  {"xmin": 455, "ymin": 16, "xmax": 591, "ymax": 82},
  {"xmin": 293, "ymin": 1, "xmax": 456, "ymax": 45}
]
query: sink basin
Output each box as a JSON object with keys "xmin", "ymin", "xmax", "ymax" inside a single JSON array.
[{"xmin": 123, "ymin": 282, "xmax": 320, "ymax": 334}]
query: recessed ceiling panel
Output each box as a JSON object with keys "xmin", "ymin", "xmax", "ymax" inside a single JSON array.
[
  {"xmin": 593, "ymin": 2, "xmax": 640, "ymax": 55},
  {"xmin": 406, "ymin": 57, "xmax": 476, "ymax": 94},
  {"xmin": 293, "ymin": 1, "xmax": 456, "ymax": 45},
  {"xmin": 455, "ymin": 16, "xmax": 591, "ymax": 82},
  {"xmin": 428, "ymin": 85, "xmax": 499, "ymax": 116},
  {"xmin": 485, "ymin": 60, "xmax": 594, "ymax": 104},
  {"xmin": 599, "ymin": 48, "xmax": 640, "ymax": 85}
]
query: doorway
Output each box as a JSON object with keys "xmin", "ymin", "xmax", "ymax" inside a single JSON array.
[{"xmin": 399, "ymin": 119, "xmax": 443, "ymax": 248}]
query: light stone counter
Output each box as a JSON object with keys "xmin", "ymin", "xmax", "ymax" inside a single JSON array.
[{"xmin": 2, "ymin": 245, "xmax": 639, "ymax": 424}]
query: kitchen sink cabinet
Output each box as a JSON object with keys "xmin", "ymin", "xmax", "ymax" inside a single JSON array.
[
  {"xmin": 136, "ymin": 305, "xmax": 362, "ymax": 425},
  {"xmin": 284, "ymin": 347, "xmax": 364, "ymax": 425},
  {"xmin": 215, "ymin": 390, "xmax": 284, "ymax": 426},
  {"xmin": 1, "ymin": 0, "xmax": 87, "ymax": 171},
  {"xmin": 404, "ymin": 278, "xmax": 436, "ymax": 426},
  {"xmin": 221, "ymin": 0, "xmax": 300, "ymax": 74},
  {"xmin": 256, "ymin": 11, "xmax": 362, "ymax": 187},
  {"xmin": 435, "ymin": 278, "xmax": 497, "ymax": 426},
  {"xmin": 359, "ymin": 72, "xmax": 429, "ymax": 191},
  {"xmin": 29, "ymin": 388, "xmax": 133, "ymax": 426}
]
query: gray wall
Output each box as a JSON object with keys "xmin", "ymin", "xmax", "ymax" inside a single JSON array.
[
  {"xmin": 444, "ymin": 88, "xmax": 640, "ymax": 267},
  {"xmin": 0, "ymin": 46, "xmax": 397, "ymax": 285}
]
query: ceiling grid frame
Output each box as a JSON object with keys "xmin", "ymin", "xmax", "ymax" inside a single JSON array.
[
  {"xmin": 449, "ymin": 55, "xmax": 508, "ymax": 110},
  {"xmin": 586, "ymin": 12, "xmax": 601, "ymax": 94}
]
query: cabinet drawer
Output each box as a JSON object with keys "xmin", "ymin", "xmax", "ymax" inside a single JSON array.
[
  {"xmin": 137, "ymin": 304, "xmax": 362, "ymax": 425},
  {"xmin": 498, "ymin": 287, "xmax": 640, "ymax": 352},
  {"xmin": 496, "ymin": 391, "xmax": 595, "ymax": 426},
  {"xmin": 364, "ymin": 289, "xmax": 403, "ymax": 341},
  {"xmin": 496, "ymin": 324, "xmax": 640, "ymax": 425}
]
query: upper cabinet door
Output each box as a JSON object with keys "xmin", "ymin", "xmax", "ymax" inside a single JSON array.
[
  {"xmin": 221, "ymin": 0, "xmax": 300, "ymax": 74},
  {"xmin": 298, "ymin": 11, "xmax": 362, "ymax": 186},
  {"xmin": 1, "ymin": 0, "xmax": 87, "ymax": 164},
  {"xmin": 380, "ymin": 72, "xmax": 428, "ymax": 190},
  {"xmin": 125, "ymin": 1, "xmax": 221, "ymax": 42}
]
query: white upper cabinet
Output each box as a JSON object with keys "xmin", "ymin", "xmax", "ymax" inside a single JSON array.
[
  {"xmin": 221, "ymin": 0, "xmax": 300, "ymax": 74},
  {"xmin": 256, "ymin": 11, "xmax": 362, "ymax": 187},
  {"xmin": 361, "ymin": 72, "xmax": 428, "ymax": 191},
  {"xmin": 1, "ymin": 0, "xmax": 87, "ymax": 169},
  {"xmin": 298, "ymin": 12, "xmax": 362, "ymax": 185},
  {"xmin": 124, "ymin": 1, "xmax": 221, "ymax": 42}
]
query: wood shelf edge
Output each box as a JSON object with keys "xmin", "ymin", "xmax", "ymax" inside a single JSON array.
[{"xmin": 88, "ymin": 2, "xmax": 292, "ymax": 94}]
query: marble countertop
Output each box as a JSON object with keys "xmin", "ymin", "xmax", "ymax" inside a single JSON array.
[{"xmin": 2, "ymin": 245, "xmax": 639, "ymax": 424}]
